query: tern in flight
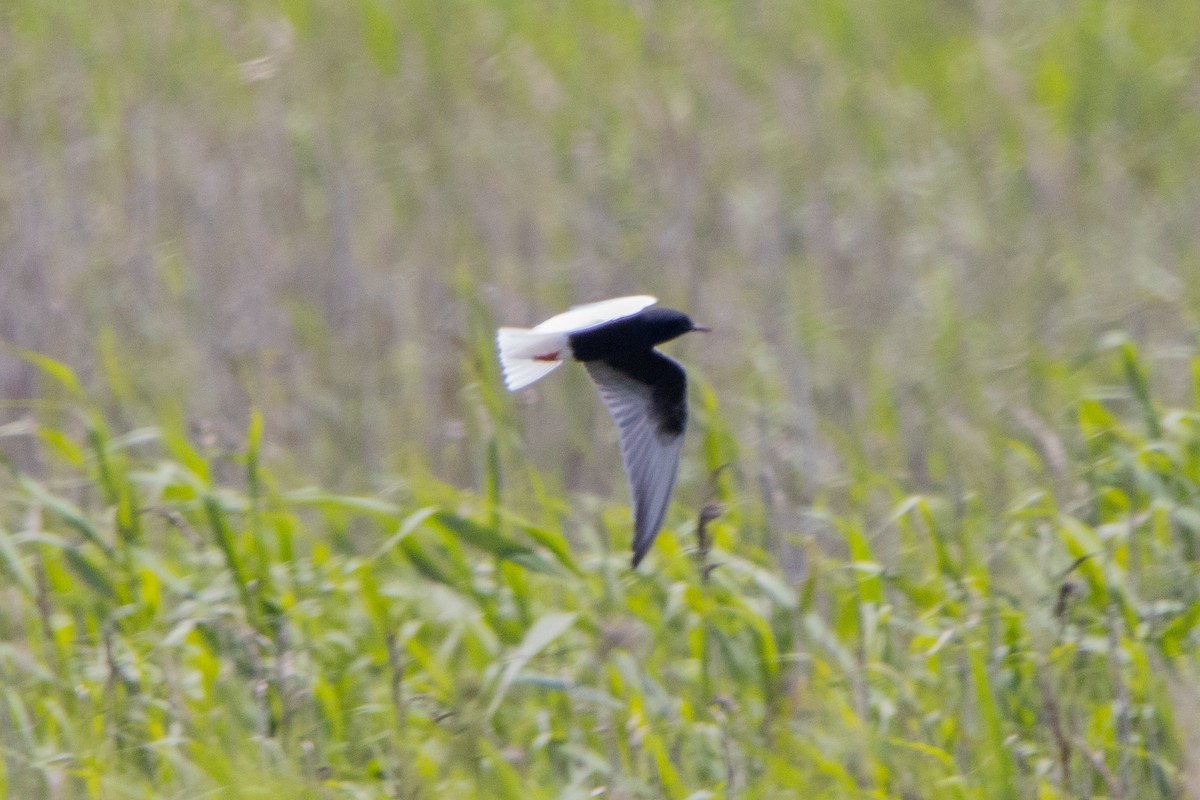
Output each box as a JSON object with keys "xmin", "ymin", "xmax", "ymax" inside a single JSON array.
[{"xmin": 496, "ymin": 295, "xmax": 709, "ymax": 567}]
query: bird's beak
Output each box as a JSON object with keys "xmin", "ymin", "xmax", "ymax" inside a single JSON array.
[{"xmin": 692, "ymin": 324, "xmax": 712, "ymax": 332}]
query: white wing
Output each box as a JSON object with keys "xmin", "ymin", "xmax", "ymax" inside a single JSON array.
[
  {"xmin": 532, "ymin": 295, "xmax": 657, "ymax": 334},
  {"xmin": 586, "ymin": 357, "xmax": 686, "ymax": 566}
]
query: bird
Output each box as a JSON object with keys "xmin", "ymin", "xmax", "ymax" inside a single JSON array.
[{"xmin": 496, "ymin": 295, "xmax": 710, "ymax": 567}]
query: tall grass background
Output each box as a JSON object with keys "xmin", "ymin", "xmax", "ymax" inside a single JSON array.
[{"xmin": 2, "ymin": 0, "xmax": 1200, "ymax": 796}]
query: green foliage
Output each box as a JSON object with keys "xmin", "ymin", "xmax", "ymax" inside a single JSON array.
[{"xmin": 2, "ymin": 344, "xmax": 1200, "ymax": 797}]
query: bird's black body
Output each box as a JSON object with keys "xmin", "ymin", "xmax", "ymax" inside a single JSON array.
[
  {"xmin": 567, "ymin": 308, "xmax": 698, "ymax": 361},
  {"xmin": 568, "ymin": 309, "xmax": 697, "ymax": 438}
]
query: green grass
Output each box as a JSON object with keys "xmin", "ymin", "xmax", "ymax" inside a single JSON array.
[
  {"xmin": 3, "ymin": 344, "xmax": 1200, "ymax": 798},
  {"xmin": 3, "ymin": 0, "xmax": 1200, "ymax": 796}
]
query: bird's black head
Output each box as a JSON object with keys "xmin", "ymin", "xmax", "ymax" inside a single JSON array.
[{"xmin": 639, "ymin": 308, "xmax": 710, "ymax": 346}]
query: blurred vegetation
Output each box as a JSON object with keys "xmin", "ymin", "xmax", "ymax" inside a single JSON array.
[{"xmin": 2, "ymin": 0, "xmax": 1200, "ymax": 796}]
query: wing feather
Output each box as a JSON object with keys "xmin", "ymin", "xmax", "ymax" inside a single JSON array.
[
  {"xmin": 532, "ymin": 295, "xmax": 657, "ymax": 334},
  {"xmin": 586, "ymin": 354, "xmax": 686, "ymax": 566}
]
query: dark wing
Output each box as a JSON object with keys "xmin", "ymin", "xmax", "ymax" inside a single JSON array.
[{"xmin": 585, "ymin": 351, "xmax": 688, "ymax": 567}]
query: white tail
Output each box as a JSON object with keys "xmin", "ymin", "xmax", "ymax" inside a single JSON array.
[{"xmin": 496, "ymin": 327, "xmax": 570, "ymax": 391}]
